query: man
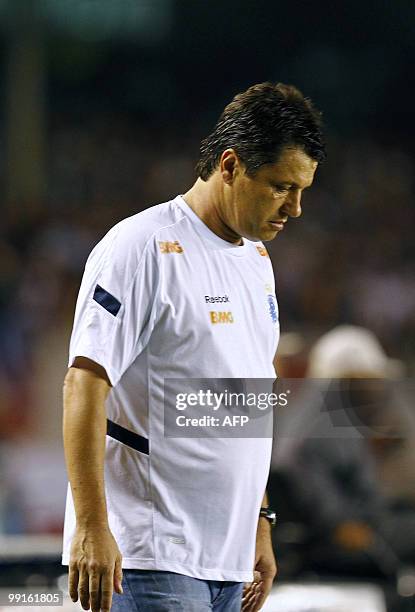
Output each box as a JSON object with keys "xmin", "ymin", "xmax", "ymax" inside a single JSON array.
[
  {"xmin": 273, "ymin": 326, "xmax": 415, "ymax": 578},
  {"xmin": 62, "ymin": 82, "xmax": 325, "ymax": 611}
]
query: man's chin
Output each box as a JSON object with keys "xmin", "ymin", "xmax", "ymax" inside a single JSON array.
[
  {"xmin": 240, "ymin": 225, "xmax": 280, "ymax": 243},
  {"xmin": 253, "ymin": 228, "xmax": 280, "ymax": 242}
]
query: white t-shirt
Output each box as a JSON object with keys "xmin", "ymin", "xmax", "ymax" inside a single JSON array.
[{"xmin": 62, "ymin": 195, "xmax": 279, "ymax": 582}]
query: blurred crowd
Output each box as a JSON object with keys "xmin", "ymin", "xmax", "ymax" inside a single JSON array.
[
  {"xmin": 0, "ymin": 116, "xmax": 414, "ymax": 539},
  {"xmin": 270, "ymin": 326, "xmax": 415, "ymax": 610},
  {"xmin": 268, "ymin": 138, "xmax": 415, "ymax": 365}
]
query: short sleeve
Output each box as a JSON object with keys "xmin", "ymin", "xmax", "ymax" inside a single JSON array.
[{"xmin": 68, "ymin": 222, "xmax": 160, "ymax": 386}]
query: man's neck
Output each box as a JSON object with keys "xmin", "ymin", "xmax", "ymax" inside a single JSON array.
[{"xmin": 182, "ymin": 178, "xmax": 242, "ymax": 245}]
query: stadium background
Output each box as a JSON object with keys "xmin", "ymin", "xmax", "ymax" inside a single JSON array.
[{"xmin": 0, "ymin": 1, "xmax": 414, "ymax": 610}]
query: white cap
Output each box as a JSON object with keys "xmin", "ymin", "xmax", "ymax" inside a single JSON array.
[
  {"xmin": 307, "ymin": 325, "xmax": 403, "ymax": 378},
  {"xmin": 277, "ymin": 332, "xmax": 305, "ymax": 357}
]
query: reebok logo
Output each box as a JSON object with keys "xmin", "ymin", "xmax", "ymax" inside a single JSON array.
[
  {"xmin": 210, "ymin": 311, "xmax": 234, "ymax": 324},
  {"xmin": 158, "ymin": 240, "xmax": 184, "ymax": 254},
  {"xmin": 205, "ymin": 295, "xmax": 230, "ymax": 304}
]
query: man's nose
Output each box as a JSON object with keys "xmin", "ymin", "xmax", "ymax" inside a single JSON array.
[{"xmin": 284, "ymin": 189, "xmax": 302, "ymax": 218}]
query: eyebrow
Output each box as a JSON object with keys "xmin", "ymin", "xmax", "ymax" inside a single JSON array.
[
  {"xmin": 273, "ymin": 181, "xmax": 292, "ymax": 187},
  {"xmin": 273, "ymin": 181, "xmax": 311, "ymax": 191},
  {"xmin": 273, "ymin": 181, "xmax": 312, "ymax": 189}
]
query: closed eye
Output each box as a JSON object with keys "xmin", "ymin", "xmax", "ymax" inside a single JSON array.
[{"xmin": 273, "ymin": 184, "xmax": 290, "ymax": 193}]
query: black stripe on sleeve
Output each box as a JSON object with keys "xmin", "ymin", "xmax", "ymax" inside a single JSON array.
[
  {"xmin": 106, "ymin": 419, "xmax": 149, "ymax": 455},
  {"xmin": 93, "ymin": 285, "xmax": 121, "ymax": 316}
]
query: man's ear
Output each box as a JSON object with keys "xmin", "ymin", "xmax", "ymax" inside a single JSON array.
[{"xmin": 219, "ymin": 148, "xmax": 241, "ymax": 184}]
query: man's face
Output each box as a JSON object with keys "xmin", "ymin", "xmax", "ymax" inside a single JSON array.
[{"xmin": 222, "ymin": 147, "xmax": 318, "ymax": 242}]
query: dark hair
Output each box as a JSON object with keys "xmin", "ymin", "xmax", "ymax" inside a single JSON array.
[{"xmin": 196, "ymin": 82, "xmax": 326, "ymax": 180}]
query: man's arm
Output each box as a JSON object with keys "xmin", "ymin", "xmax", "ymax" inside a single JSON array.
[
  {"xmin": 63, "ymin": 357, "xmax": 123, "ymax": 612},
  {"xmin": 242, "ymin": 491, "xmax": 277, "ymax": 612}
]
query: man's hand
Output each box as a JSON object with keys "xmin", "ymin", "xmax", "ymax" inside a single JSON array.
[
  {"xmin": 63, "ymin": 360, "xmax": 117, "ymax": 611},
  {"xmin": 242, "ymin": 518, "xmax": 277, "ymax": 611},
  {"xmin": 69, "ymin": 525, "xmax": 123, "ymax": 612}
]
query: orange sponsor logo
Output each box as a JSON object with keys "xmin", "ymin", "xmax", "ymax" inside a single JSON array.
[
  {"xmin": 158, "ymin": 240, "xmax": 184, "ymax": 254},
  {"xmin": 210, "ymin": 311, "xmax": 234, "ymax": 324},
  {"xmin": 256, "ymin": 246, "xmax": 269, "ymax": 257}
]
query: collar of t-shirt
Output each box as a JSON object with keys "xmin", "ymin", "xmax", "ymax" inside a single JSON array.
[{"xmin": 175, "ymin": 195, "xmax": 250, "ymax": 257}]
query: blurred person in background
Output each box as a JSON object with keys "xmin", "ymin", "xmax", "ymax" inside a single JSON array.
[
  {"xmin": 62, "ymin": 82, "xmax": 325, "ymax": 612},
  {"xmin": 272, "ymin": 325, "xmax": 415, "ymax": 579}
]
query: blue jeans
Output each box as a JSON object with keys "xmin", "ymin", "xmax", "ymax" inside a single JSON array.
[{"xmin": 111, "ymin": 569, "xmax": 243, "ymax": 611}]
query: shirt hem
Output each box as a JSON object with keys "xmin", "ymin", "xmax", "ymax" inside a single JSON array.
[
  {"xmin": 68, "ymin": 346, "xmax": 119, "ymax": 387},
  {"xmin": 62, "ymin": 555, "xmax": 253, "ymax": 582}
]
